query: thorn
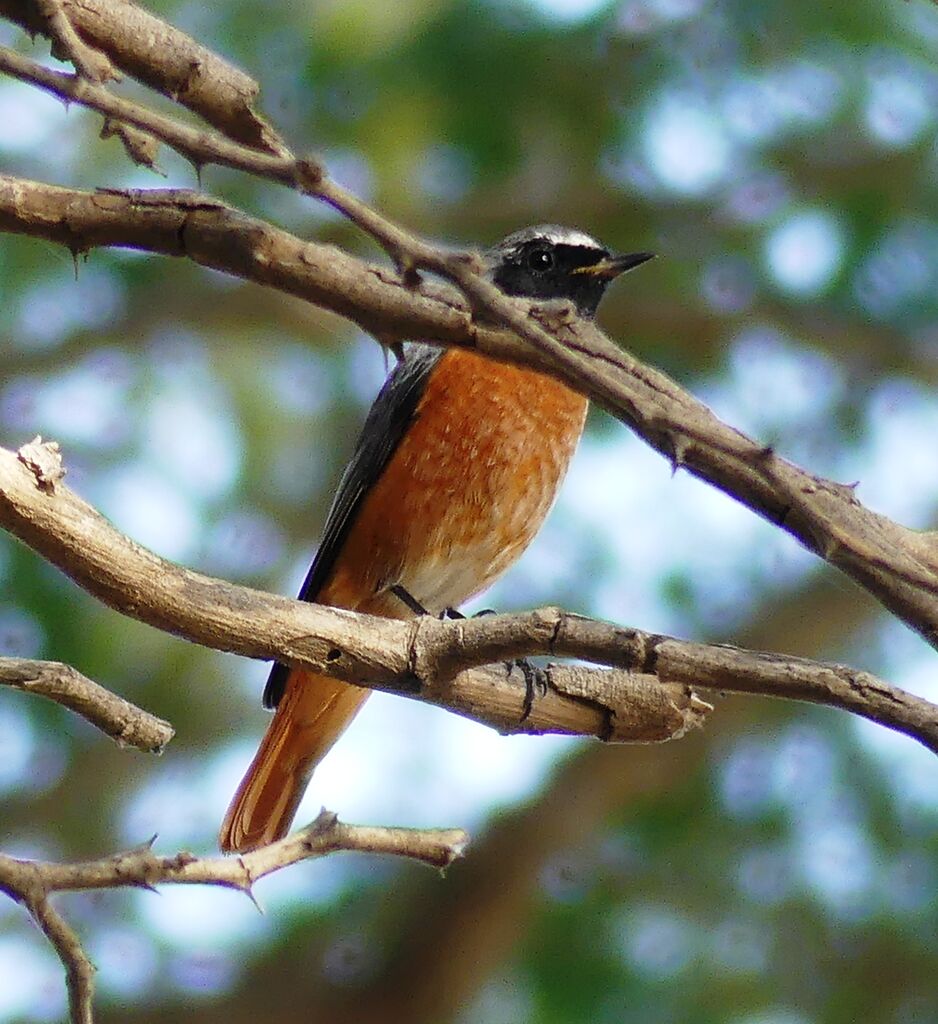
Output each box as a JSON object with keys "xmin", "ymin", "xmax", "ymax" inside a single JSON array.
[
  {"xmin": 400, "ymin": 263, "xmax": 421, "ymax": 289},
  {"xmin": 242, "ymin": 883, "xmax": 264, "ymax": 914},
  {"xmin": 669, "ymin": 435, "xmax": 689, "ymax": 475},
  {"xmin": 373, "ymin": 333, "xmax": 405, "ymax": 367},
  {"xmin": 312, "ymin": 807, "xmax": 339, "ymax": 833},
  {"xmin": 294, "ymin": 157, "xmax": 325, "ymax": 191},
  {"xmin": 391, "ymin": 584, "xmax": 428, "ymax": 616}
]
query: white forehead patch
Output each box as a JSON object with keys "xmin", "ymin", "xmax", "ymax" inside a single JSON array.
[
  {"xmin": 488, "ymin": 223, "xmax": 607, "ymax": 259},
  {"xmin": 534, "ymin": 225, "xmax": 603, "ymax": 249}
]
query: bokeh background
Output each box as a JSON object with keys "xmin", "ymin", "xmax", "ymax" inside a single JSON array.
[{"xmin": 2, "ymin": 0, "xmax": 938, "ymax": 1021}]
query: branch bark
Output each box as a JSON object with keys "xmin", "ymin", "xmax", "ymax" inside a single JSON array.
[
  {"xmin": 0, "ymin": 656, "xmax": 173, "ymax": 752},
  {"xmin": 0, "ymin": 810, "xmax": 468, "ymax": 1024},
  {"xmin": 0, "ymin": 0, "xmax": 285, "ymax": 152},
  {"xmin": 1, "ymin": 173, "xmax": 937, "ymax": 655},
  {"xmin": 1, "ymin": 438, "xmax": 936, "ymax": 753}
]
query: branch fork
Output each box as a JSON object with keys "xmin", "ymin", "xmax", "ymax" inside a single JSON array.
[
  {"xmin": 2, "ymin": 2, "xmax": 938, "ymax": 1019},
  {"xmin": 0, "ymin": 811, "xmax": 469, "ymax": 1024}
]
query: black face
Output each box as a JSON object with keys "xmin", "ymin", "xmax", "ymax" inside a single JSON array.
[{"xmin": 486, "ymin": 225, "xmax": 651, "ymax": 318}]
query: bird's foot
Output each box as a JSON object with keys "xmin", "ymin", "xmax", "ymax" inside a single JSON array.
[
  {"xmin": 392, "ymin": 584, "xmax": 498, "ymax": 622},
  {"xmin": 440, "ymin": 606, "xmax": 496, "ymax": 620},
  {"xmin": 515, "ymin": 658, "xmax": 548, "ymax": 723}
]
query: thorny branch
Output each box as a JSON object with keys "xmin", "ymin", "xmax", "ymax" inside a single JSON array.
[
  {"xmin": 0, "ymin": 32, "xmax": 936, "ymax": 649},
  {"xmin": 3, "ymin": 171, "xmax": 937, "ymax": 652},
  {"xmin": 0, "ymin": 0, "xmax": 286, "ymax": 151},
  {"xmin": 3, "ymin": 439, "xmax": 937, "ymax": 755},
  {"xmin": 0, "ymin": 439, "xmax": 709, "ymax": 746},
  {"xmin": 2, "ymin": 2, "xmax": 938, "ymax": 1019},
  {"xmin": 0, "ymin": 810, "xmax": 468, "ymax": 1024},
  {"xmin": 2, "ymin": 0, "xmax": 935, "ymax": 660}
]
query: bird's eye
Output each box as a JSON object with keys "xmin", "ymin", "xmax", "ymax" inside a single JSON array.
[{"xmin": 526, "ymin": 247, "xmax": 554, "ymax": 271}]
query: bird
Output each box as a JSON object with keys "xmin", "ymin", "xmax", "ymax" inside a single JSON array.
[{"xmin": 219, "ymin": 225, "xmax": 653, "ymax": 853}]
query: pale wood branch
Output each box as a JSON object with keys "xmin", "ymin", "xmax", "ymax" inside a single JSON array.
[
  {"xmin": 0, "ymin": 0, "xmax": 285, "ymax": 152},
  {"xmin": 0, "ymin": 656, "xmax": 173, "ymax": 751},
  {"xmin": 1, "ymin": 173, "xmax": 936, "ymax": 656},
  {"xmin": 0, "ymin": 810, "xmax": 468, "ymax": 1024},
  {"xmin": 32, "ymin": 0, "xmax": 114, "ymax": 83},
  {"xmin": 0, "ymin": 440, "xmax": 708, "ymax": 745},
  {"xmin": 2, "ymin": 438, "xmax": 937, "ymax": 753},
  {"xmin": 2, "ymin": 22, "xmax": 937, "ymax": 639}
]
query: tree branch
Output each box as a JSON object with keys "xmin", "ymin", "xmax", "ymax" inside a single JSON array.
[
  {"xmin": 0, "ymin": 809, "xmax": 468, "ymax": 1024},
  {"xmin": 0, "ymin": 656, "xmax": 173, "ymax": 752},
  {"xmin": 1, "ymin": 438, "xmax": 936, "ymax": 753},
  {"xmin": 31, "ymin": 0, "xmax": 114, "ymax": 83},
  {"xmin": 0, "ymin": 0, "xmax": 286, "ymax": 152},
  {"xmin": 1, "ymin": 172, "xmax": 937, "ymax": 656},
  {"xmin": 0, "ymin": 439, "xmax": 708, "ymax": 745}
]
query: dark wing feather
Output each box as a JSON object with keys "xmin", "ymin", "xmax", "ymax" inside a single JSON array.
[{"xmin": 263, "ymin": 345, "xmax": 442, "ymax": 708}]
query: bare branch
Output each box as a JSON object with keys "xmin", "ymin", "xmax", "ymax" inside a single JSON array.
[
  {"xmin": 28, "ymin": 894, "xmax": 94, "ymax": 1024},
  {"xmin": 0, "ymin": 810, "xmax": 469, "ymax": 1024},
  {"xmin": 1, "ymin": 2, "xmax": 936, "ymax": 747},
  {"xmin": 32, "ymin": 0, "xmax": 114, "ymax": 83},
  {"xmin": 0, "ymin": 440, "xmax": 707, "ymax": 746},
  {"xmin": 1, "ymin": 174, "xmax": 936, "ymax": 658},
  {"xmin": 0, "ymin": 657, "xmax": 173, "ymax": 752},
  {"xmin": 0, "ymin": 45, "xmax": 292, "ymax": 176},
  {"xmin": 0, "ymin": 0, "xmax": 285, "ymax": 152},
  {"xmin": 1, "ymin": 439, "xmax": 936, "ymax": 752}
]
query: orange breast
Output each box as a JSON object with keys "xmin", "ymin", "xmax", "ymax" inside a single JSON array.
[{"xmin": 320, "ymin": 348, "xmax": 588, "ymax": 615}]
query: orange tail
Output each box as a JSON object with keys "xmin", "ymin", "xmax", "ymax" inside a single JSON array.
[{"xmin": 219, "ymin": 670, "xmax": 370, "ymax": 852}]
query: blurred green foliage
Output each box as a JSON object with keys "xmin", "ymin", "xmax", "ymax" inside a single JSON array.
[{"xmin": 1, "ymin": 0, "xmax": 937, "ymax": 1021}]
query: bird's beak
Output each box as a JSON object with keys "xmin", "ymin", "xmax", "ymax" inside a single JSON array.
[{"xmin": 574, "ymin": 251, "xmax": 655, "ymax": 279}]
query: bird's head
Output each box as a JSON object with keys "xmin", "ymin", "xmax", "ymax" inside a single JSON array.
[{"xmin": 485, "ymin": 224, "xmax": 653, "ymax": 318}]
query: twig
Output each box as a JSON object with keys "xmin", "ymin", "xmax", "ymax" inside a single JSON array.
[
  {"xmin": 0, "ymin": 0, "xmax": 286, "ymax": 152},
  {"xmin": 1, "ymin": 174, "xmax": 936, "ymax": 656},
  {"xmin": 0, "ymin": 810, "xmax": 468, "ymax": 1024},
  {"xmin": 0, "ymin": 45, "xmax": 292, "ymax": 178},
  {"xmin": 1, "ymin": 439, "xmax": 936, "ymax": 753},
  {"xmin": 0, "ymin": 440, "xmax": 707, "ymax": 746},
  {"xmin": 0, "ymin": 657, "xmax": 173, "ymax": 752},
  {"xmin": 33, "ymin": 0, "xmax": 114, "ymax": 82}
]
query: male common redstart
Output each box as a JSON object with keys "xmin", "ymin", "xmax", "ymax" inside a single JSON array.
[{"xmin": 220, "ymin": 225, "xmax": 653, "ymax": 852}]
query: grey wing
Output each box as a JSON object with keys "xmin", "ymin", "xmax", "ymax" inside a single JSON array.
[{"xmin": 263, "ymin": 344, "xmax": 442, "ymax": 708}]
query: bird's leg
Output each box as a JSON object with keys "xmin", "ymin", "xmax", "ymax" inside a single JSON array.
[
  {"xmin": 516, "ymin": 660, "xmax": 548, "ymax": 723},
  {"xmin": 392, "ymin": 586, "xmax": 542, "ymax": 716},
  {"xmin": 389, "ymin": 585, "xmax": 468, "ymax": 620},
  {"xmin": 390, "ymin": 584, "xmax": 429, "ymax": 616}
]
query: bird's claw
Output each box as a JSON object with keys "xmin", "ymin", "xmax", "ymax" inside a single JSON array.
[{"xmin": 515, "ymin": 659, "xmax": 547, "ymax": 723}]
